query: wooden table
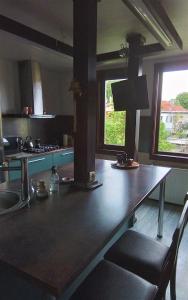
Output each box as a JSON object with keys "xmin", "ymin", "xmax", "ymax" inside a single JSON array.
[{"xmin": 0, "ymin": 160, "xmax": 171, "ymax": 299}]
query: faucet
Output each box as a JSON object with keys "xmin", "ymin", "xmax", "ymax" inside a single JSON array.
[{"xmin": 0, "ymin": 158, "xmax": 29, "ymax": 202}]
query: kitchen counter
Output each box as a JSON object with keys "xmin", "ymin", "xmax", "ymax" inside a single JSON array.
[
  {"xmin": 5, "ymin": 147, "xmax": 73, "ymax": 160},
  {"xmin": 0, "ymin": 160, "xmax": 171, "ymax": 299}
]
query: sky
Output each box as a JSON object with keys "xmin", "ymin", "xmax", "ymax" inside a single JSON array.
[{"xmin": 162, "ymin": 70, "xmax": 188, "ymax": 100}]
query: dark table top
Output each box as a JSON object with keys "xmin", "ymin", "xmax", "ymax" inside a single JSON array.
[{"xmin": 0, "ymin": 160, "xmax": 171, "ymax": 297}]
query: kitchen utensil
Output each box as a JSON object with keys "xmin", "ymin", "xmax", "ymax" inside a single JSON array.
[
  {"xmin": 35, "ymin": 139, "xmax": 41, "ymax": 148},
  {"xmin": 24, "ymin": 136, "xmax": 34, "ymax": 149},
  {"xmin": 16, "ymin": 137, "xmax": 23, "ymax": 151}
]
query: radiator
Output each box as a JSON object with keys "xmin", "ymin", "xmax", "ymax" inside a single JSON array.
[
  {"xmin": 150, "ymin": 168, "xmax": 188, "ymax": 205},
  {"xmin": 138, "ymin": 153, "xmax": 188, "ymax": 205}
]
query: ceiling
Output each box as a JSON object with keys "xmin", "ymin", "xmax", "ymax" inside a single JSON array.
[{"xmin": 0, "ymin": 0, "xmax": 187, "ymax": 70}]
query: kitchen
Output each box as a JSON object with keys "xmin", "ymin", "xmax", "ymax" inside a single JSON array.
[
  {"xmin": 0, "ymin": 35, "xmax": 76, "ymax": 185},
  {"xmin": 0, "ymin": 60, "xmax": 74, "ymax": 141},
  {"xmin": 0, "ymin": 1, "xmax": 188, "ymax": 300}
]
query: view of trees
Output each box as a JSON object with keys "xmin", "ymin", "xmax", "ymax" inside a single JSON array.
[
  {"xmin": 158, "ymin": 91, "xmax": 188, "ymax": 153},
  {"xmin": 105, "ymin": 80, "xmax": 113, "ymax": 104},
  {"xmin": 158, "ymin": 122, "xmax": 175, "ymax": 152},
  {"xmin": 175, "ymin": 92, "xmax": 188, "ymax": 109},
  {"xmin": 104, "ymin": 78, "xmax": 188, "ymax": 153},
  {"xmin": 104, "ymin": 111, "xmax": 125, "ymax": 145},
  {"xmin": 104, "ymin": 80, "xmax": 125, "ymax": 146}
]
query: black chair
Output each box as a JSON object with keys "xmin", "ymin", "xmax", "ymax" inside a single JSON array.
[
  {"xmin": 105, "ymin": 197, "xmax": 188, "ymax": 300},
  {"xmin": 70, "ymin": 260, "xmax": 158, "ymax": 300}
]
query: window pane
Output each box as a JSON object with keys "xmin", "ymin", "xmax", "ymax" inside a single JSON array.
[
  {"xmin": 104, "ymin": 80, "xmax": 126, "ymax": 146},
  {"xmin": 158, "ymin": 70, "xmax": 188, "ymax": 154}
]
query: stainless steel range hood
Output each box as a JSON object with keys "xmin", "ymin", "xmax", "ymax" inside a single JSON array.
[{"xmin": 19, "ymin": 61, "xmax": 55, "ymax": 119}]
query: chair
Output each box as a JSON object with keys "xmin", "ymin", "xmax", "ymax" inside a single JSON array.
[
  {"xmin": 105, "ymin": 197, "xmax": 188, "ymax": 300},
  {"xmin": 70, "ymin": 260, "xmax": 158, "ymax": 300}
]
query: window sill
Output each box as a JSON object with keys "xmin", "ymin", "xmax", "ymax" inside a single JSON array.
[
  {"xmin": 97, "ymin": 147, "xmax": 125, "ymax": 156},
  {"xmin": 150, "ymin": 152, "xmax": 188, "ymax": 164}
]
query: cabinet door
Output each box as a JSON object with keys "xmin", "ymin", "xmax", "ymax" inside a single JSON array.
[
  {"xmin": 53, "ymin": 150, "xmax": 74, "ymax": 166},
  {"xmin": 8, "ymin": 160, "xmax": 21, "ymax": 181},
  {"xmin": 9, "ymin": 154, "xmax": 53, "ymax": 181},
  {"xmin": 28, "ymin": 154, "xmax": 53, "ymax": 176}
]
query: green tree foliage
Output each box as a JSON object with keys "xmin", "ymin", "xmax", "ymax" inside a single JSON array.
[
  {"xmin": 105, "ymin": 111, "xmax": 125, "ymax": 145},
  {"xmin": 158, "ymin": 122, "xmax": 175, "ymax": 152},
  {"xmin": 104, "ymin": 79, "xmax": 126, "ymax": 145},
  {"xmin": 176, "ymin": 92, "xmax": 188, "ymax": 109},
  {"xmin": 105, "ymin": 81, "xmax": 113, "ymax": 104}
]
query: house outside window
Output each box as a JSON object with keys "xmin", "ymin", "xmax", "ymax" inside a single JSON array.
[{"xmin": 152, "ymin": 61, "xmax": 188, "ymax": 162}]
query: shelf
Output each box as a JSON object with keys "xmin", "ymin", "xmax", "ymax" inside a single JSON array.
[
  {"xmin": 2, "ymin": 114, "xmax": 55, "ymax": 119},
  {"xmin": 2, "ymin": 113, "xmax": 27, "ymax": 118}
]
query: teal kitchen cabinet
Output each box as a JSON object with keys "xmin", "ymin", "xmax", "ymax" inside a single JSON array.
[
  {"xmin": 8, "ymin": 160, "xmax": 21, "ymax": 181},
  {"xmin": 8, "ymin": 154, "xmax": 53, "ymax": 181},
  {"xmin": 8, "ymin": 149, "xmax": 74, "ymax": 181},
  {"xmin": 53, "ymin": 149, "xmax": 74, "ymax": 167},
  {"xmin": 28, "ymin": 154, "xmax": 53, "ymax": 176}
]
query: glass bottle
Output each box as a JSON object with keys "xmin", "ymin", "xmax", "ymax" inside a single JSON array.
[{"xmin": 49, "ymin": 166, "xmax": 59, "ymax": 193}]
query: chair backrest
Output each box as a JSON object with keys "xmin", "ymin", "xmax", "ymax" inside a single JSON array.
[
  {"xmin": 157, "ymin": 197, "xmax": 188, "ymax": 298},
  {"xmin": 172, "ymin": 197, "xmax": 188, "ymax": 252}
]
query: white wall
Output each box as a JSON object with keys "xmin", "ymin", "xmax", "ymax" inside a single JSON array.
[
  {"xmin": 41, "ymin": 67, "xmax": 73, "ymax": 115},
  {"xmin": 41, "ymin": 67, "xmax": 63, "ymax": 115},
  {"xmin": 0, "ymin": 59, "xmax": 20, "ymax": 114}
]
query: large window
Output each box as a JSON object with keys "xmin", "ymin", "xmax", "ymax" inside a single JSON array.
[
  {"xmin": 97, "ymin": 69, "xmax": 127, "ymax": 153},
  {"xmin": 152, "ymin": 61, "xmax": 188, "ymax": 162}
]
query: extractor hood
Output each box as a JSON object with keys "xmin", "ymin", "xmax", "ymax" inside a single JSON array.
[{"xmin": 19, "ymin": 61, "xmax": 55, "ymax": 119}]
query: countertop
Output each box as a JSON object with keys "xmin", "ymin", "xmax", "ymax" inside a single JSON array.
[
  {"xmin": 5, "ymin": 147, "xmax": 74, "ymax": 160},
  {"xmin": 0, "ymin": 160, "xmax": 171, "ymax": 297}
]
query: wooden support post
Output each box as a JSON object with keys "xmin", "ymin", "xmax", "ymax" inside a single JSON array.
[
  {"xmin": 73, "ymin": 0, "xmax": 101, "ymax": 189},
  {"xmin": 125, "ymin": 33, "xmax": 145, "ymax": 160}
]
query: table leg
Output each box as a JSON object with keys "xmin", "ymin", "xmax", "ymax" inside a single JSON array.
[{"xmin": 157, "ymin": 179, "xmax": 166, "ymax": 238}]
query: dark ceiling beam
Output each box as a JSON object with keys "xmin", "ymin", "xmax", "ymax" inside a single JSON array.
[
  {"xmin": 0, "ymin": 14, "xmax": 165, "ymax": 63},
  {"xmin": 97, "ymin": 43, "xmax": 165, "ymax": 62},
  {"xmin": 97, "ymin": 51, "xmax": 120, "ymax": 62},
  {"xmin": 0, "ymin": 14, "xmax": 73, "ymax": 57}
]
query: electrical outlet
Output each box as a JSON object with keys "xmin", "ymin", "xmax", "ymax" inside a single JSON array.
[{"xmin": 89, "ymin": 171, "xmax": 96, "ymax": 183}]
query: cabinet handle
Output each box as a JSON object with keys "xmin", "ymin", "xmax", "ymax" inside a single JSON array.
[
  {"xmin": 60, "ymin": 152, "xmax": 73, "ymax": 156},
  {"xmin": 29, "ymin": 158, "xmax": 45, "ymax": 163}
]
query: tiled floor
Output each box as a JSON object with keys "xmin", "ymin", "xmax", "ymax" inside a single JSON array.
[{"xmin": 133, "ymin": 199, "xmax": 188, "ymax": 300}]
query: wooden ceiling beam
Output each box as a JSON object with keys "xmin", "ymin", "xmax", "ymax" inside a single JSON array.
[
  {"xmin": 97, "ymin": 43, "xmax": 165, "ymax": 62},
  {"xmin": 0, "ymin": 14, "xmax": 73, "ymax": 57},
  {"xmin": 0, "ymin": 14, "xmax": 165, "ymax": 63}
]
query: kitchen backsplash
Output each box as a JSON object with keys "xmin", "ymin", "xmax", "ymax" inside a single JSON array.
[{"xmin": 2, "ymin": 115, "xmax": 74, "ymax": 145}]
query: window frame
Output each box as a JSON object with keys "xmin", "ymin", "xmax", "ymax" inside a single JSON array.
[
  {"xmin": 97, "ymin": 68, "xmax": 127, "ymax": 154},
  {"xmin": 151, "ymin": 60, "xmax": 188, "ymax": 163}
]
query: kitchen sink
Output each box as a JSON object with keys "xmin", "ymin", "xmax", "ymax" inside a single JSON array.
[{"xmin": 0, "ymin": 191, "xmax": 26, "ymax": 215}]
